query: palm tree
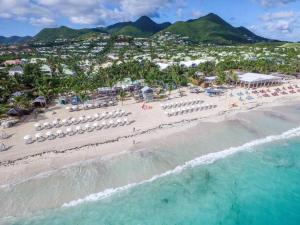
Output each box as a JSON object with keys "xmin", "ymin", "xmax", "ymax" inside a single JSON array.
[{"xmin": 118, "ymin": 90, "xmax": 126, "ymax": 105}]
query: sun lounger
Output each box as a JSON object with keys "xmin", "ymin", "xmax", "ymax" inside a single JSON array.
[
  {"xmin": 56, "ymin": 130, "xmax": 65, "ymax": 138},
  {"xmin": 76, "ymin": 126, "xmax": 84, "ymax": 134},
  {"xmin": 35, "ymin": 133, "xmax": 45, "ymax": 142},
  {"xmin": 46, "ymin": 131, "xmax": 56, "ymax": 140},
  {"xmin": 66, "ymin": 127, "xmax": 75, "ymax": 136}
]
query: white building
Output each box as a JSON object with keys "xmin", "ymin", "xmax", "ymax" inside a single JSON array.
[
  {"xmin": 238, "ymin": 73, "xmax": 282, "ymax": 88},
  {"xmin": 8, "ymin": 66, "xmax": 23, "ymax": 76}
]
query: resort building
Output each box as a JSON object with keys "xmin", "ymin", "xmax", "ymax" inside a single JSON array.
[
  {"xmin": 8, "ymin": 66, "xmax": 24, "ymax": 76},
  {"xmin": 141, "ymin": 86, "xmax": 154, "ymax": 102},
  {"xmin": 238, "ymin": 73, "xmax": 282, "ymax": 88}
]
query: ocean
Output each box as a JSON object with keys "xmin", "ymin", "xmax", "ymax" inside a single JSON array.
[{"xmin": 1, "ymin": 105, "xmax": 300, "ymax": 224}]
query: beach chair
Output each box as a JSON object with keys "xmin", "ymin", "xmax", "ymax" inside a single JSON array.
[
  {"xmin": 124, "ymin": 118, "xmax": 130, "ymax": 125},
  {"xmin": 94, "ymin": 113, "xmax": 99, "ymax": 121},
  {"xmin": 34, "ymin": 123, "xmax": 42, "ymax": 131},
  {"xmin": 92, "ymin": 122, "xmax": 99, "ymax": 130},
  {"xmin": 85, "ymin": 124, "xmax": 93, "ymax": 132},
  {"xmin": 24, "ymin": 135, "xmax": 34, "ymax": 144},
  {"xmin": 52, "ymin": 120, "xmax": 60, "ymax": 128},
  {"xmin": 76, "ymin": 126, "xmax": 84, "ymax": 134},
  {"xmin": 61, "ymin": 119, "xmax": 68, "ymax": 126},
  {"xmin": 66, "ymin": 127, "xmax": 74, "ymax": 136},
  {"xmin": 86, "ymin": 115, "xmax": 94, "ymax": 122},
  {"xmin": 46, "ymin": 131, "xmax": 56, "ymax": 140},
  {"xmin": 108, "ymin": 120, "xmax": 114, "ymax": 128},
  {"xmin": 56, "ymin": 130, "xmax": 65, "ymax": 138},
  {"xmin": 35, "ymin": 133, "xmax": 45, "ymax": 142},
  {"xmin": 102, "ymin": 121, "xmax": 108, "ymax": 129}
]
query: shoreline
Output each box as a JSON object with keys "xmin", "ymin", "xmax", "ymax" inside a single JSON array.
[{"xmin": 1, "ymin": 83, "xmax": 300, "ymax": 187}]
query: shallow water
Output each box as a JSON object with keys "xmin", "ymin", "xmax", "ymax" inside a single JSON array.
[{"xmin": 1, "ymin": 104, "xmax": 300, "ymax": 224}]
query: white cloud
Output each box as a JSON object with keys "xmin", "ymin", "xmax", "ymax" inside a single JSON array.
[
  {"xmin": 259, "ymin": 0, "xmax": 299, "ymax": 6},
  {"xmin": 30, "ymin": 16, "xmax": 55, "ymax": 26},
  {"xmin": 254, "ymin": 10, "xmax": 300, "ymax": 41},
  {"xmin": 0, "ymin": 0, "xmax": 181, "ymax": 26},
  {"xmin": 260, "ymin": 11, "xmax": 298, "ymax": 33}
]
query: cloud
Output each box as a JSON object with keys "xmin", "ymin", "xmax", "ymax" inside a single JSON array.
[
  {"xmin": 253, "ymin": 10, "xmax": 300, "ymax": 41},
  {"xmin": 258, "ymin": 0, "xmax": 299, "ymax": 6},
  {"xmin": 260, "ymin": 11, "xmax": 298, "ymax": 33},
  {"xmin": 0, "ymin": 0, "xmax": 182, "ymax": 26},
  {"xmin": 30, "ymin": 16, "xmax": 55, "ymax": 26}
]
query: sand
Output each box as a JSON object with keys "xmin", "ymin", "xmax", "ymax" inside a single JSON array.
[{"xmin": 1, "ymin": 80, "xmax": 300, "ymax": 186}]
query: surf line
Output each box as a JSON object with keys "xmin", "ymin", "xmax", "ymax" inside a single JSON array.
[{"xmin": 62, "ymin": 125, "xmax": 300, "ymax": 208}]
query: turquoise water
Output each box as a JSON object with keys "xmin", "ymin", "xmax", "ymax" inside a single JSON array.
[{"xmin": 5, "ymin": 133, "xmax": 300, "ymax": 224}]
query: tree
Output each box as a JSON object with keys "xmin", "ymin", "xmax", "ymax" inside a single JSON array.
[{"xmin": 118, "ymin": 90, "xmax": 126, "ymax": 105}]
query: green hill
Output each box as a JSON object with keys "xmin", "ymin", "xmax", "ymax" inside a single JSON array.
[
  {"xmin": 106, "ymin": 16, "xmax": 171, "ymax": 37},
  {"xmin": 34, "ymin": 26, "xmax": 107, "ymax": 42},
  {"xmin": 0, "ymin": 36, "xmax": 32, "ymax": 45},
  {"xmin": 161, "ymin": 13, "xmax": 271, "ymax": 44}
]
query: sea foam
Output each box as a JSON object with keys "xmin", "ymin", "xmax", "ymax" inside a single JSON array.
[{"xmin": 62, "ymin": 126, "xmax": 300, "ymax": 208}]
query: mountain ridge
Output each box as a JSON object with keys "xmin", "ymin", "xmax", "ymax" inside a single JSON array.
[{"xmin": 0, "ymin": 14, "xmax": 276, "ymax": 44}]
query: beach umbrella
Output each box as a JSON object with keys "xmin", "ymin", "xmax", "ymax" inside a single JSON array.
[
  {"xmin": 94, "ymin": 113, "xmax": 99, "ymax": 119},
  {"xmin": 24, "ymin": 135, "xmax": 33, "ymax": 144},
  {"xmin": 0, "ymin": 131, "xmax": 8, "ymax": 139},
  {"xmin": 43, "ymin": 122, "xmax": 49, "ymax": 128},
  {"xmin": 34, "ymin": 123, "xmax": 42, "ymax": 130},
  {"xmin": 76, "ymin": 126, "xmax": 81, "ymax": 133}
]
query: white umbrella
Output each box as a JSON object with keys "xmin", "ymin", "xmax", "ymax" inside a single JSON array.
[
  {"xmin": 24, "ymin": 135, "xmax": 33, "ymax": 144},
  {"xmin": 34, "ymin": 123, "xmax": 41, "ymax": 127},
  {"xmin": 76, "ymin": 126, "xmax": 81, "ymax": 131},
  {"xmin": 24, "ymin": 135, "xmax": 32, "ymax": 140},
  {"xmin": 66, "ymin": 127, "xmax": 72, "ymax": 133},
  {"xmin": 93, "ymin": 122, "xmax": 98, "ymax": 128},
  {"xmin": 35, "ymin": 133, "xmax": 42, "ymax": 138}
]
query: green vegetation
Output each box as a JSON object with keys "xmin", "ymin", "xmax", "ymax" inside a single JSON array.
[
  {"xmin": 106, "ymin": 16, "xmax": 171, "ymax": 37},
  {"xmin": 34, "ymin": 26, "xmax": 107, "ymax": 42},
  {"xmin": 162, "ymin": 13, "xmax": 270, "ymax": 44}
]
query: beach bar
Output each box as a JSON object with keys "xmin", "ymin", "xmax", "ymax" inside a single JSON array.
[{"xmin": 238, "ymin": 73, "xmax": 282, "ymax": 88}]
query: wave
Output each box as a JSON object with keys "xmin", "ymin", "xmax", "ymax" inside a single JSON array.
[{"xmin": 62, "ymin": 126, "xmax": 300, "ymax": 208}]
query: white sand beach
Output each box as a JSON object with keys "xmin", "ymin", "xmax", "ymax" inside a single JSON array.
[{"xmin": 1, "ymin": 80, "xmax": 300, "ymax": 187}]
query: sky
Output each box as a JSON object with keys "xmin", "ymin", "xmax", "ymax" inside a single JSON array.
[{"xmin": 0, "ymin": 0, "xmax": 300, "ymax": 41}]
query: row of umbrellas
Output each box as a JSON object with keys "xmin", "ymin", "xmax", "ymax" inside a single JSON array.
[
  {"xmin": 25, "ymin": 118, "xmax": 131, "ymax": 144},
  {"xmin": 34, "ymin": 110, "xmax": 127, "ymax": 131},
  {"xmin": 161, "ymin": 99, "xmax": 204, "ymax": 110},
  {"xmin": 164, "ymin": 104, "xmax": 217, "ymax": 117},
  {"xmin": 66, "ymin": 101, "xmax": 115, "ymax": 112}
]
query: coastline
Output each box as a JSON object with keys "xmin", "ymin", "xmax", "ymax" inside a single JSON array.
[
  {"xmin": 1, "ymin": 85, "xmax": 300, "ymax": 218},
  {"xmin": 1, "ymin": 87, "xmax": 300, "ymax": 187}
]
